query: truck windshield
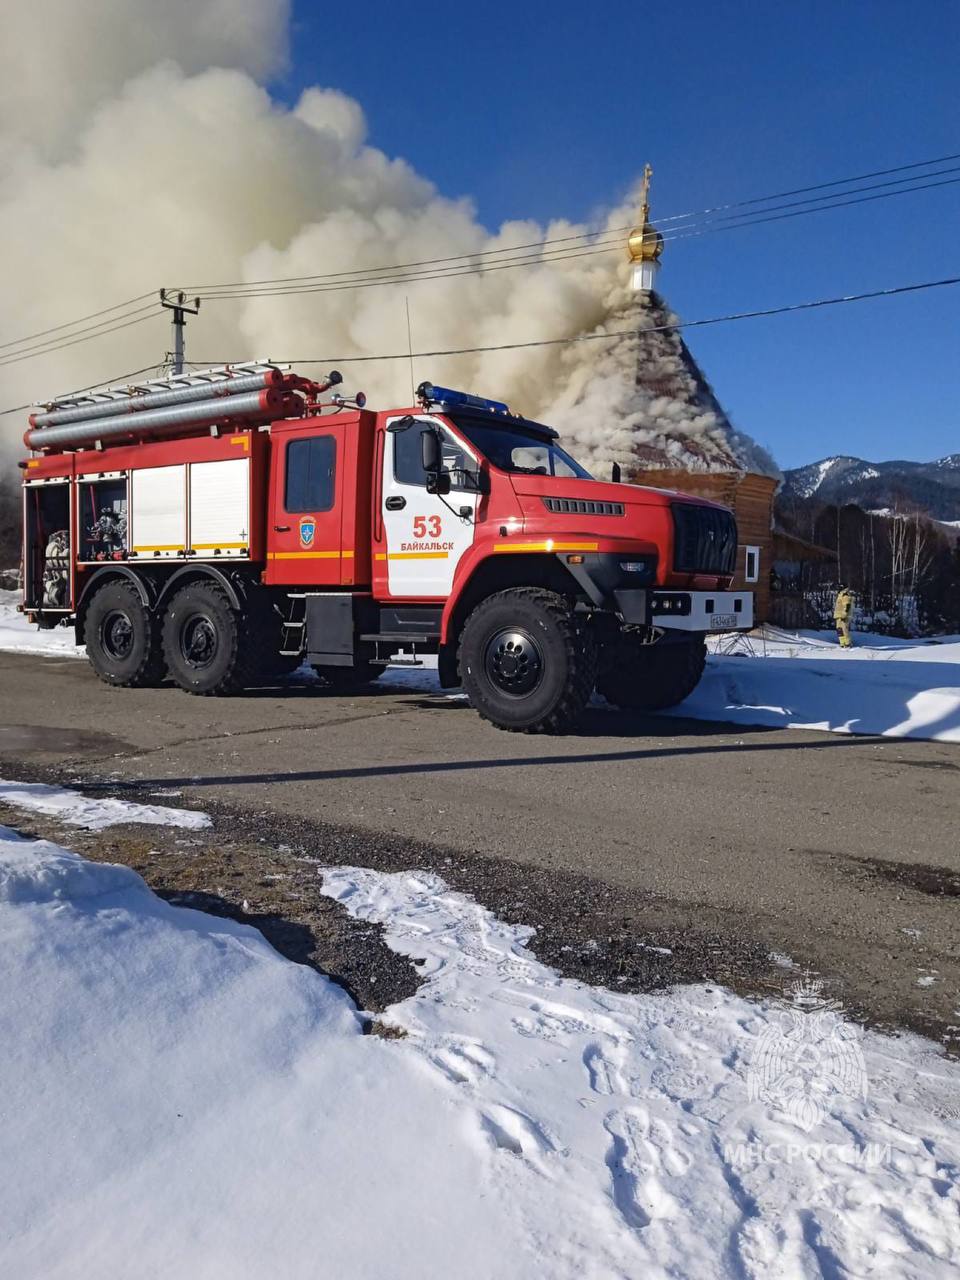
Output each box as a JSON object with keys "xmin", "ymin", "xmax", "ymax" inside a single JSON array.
[{"xmin": 450, "ymin": 417, "xmax": 592, "ymax": 479}]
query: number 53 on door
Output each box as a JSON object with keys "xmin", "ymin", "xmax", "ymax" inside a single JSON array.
[{"xmin": 412, "ymin": 514, "xmax": 442, "ymax": 538}]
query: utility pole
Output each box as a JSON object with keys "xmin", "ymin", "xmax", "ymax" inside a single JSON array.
[{"xmin": 159, "ymin": 289, "xmax": 201, "ymax": 374}]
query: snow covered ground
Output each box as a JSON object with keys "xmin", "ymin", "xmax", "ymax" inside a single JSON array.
[
  {"xmin": 1, "ymin": 789, "xmax": 959, "ymax": 1278},
  {"xmin": 0, "ymin": 588, "xmax": 79, "ymax": 657},
  {"xmin": 680, "ymin": 628, "xmax": 960, "ymax": 743},
  {"xmin": 2, "ymin": 589, "xmax": 957, "ymax": 743},
  {"xmin": 0, "ymin": 777, "xmax": 209, "ymax": 830}
]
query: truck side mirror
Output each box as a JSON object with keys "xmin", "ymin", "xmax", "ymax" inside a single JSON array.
[
  {"xmin": 420, "ymin": 427, "xmax": 441, "ymax": 473},
  {"xmin": 420, "ymin": 426, "xmax": 452, "ymax": 493},
  {"xmin": 611, "ymin": 462, "xmax": 622, "ymax": 483}
]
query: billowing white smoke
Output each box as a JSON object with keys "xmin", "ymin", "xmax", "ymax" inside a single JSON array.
[
  {"xmin": 0, "ymin": 0, "xmax": 776, "ymax": 483},
  {"xmin": 548, "ymin": 302, "xmax": 780, "ymax": 478}
]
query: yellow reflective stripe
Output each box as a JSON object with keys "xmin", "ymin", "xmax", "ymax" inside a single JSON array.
[
  {"xmin": 191, "ymin": 542, "xmax": 247, "ymax": 550},
  {"xmin": 385, "ymin": 551, "xmax": 449, "ymax": 561},
  {"xmin": 133, "ymin": 544, "xmax": 185, "ymax": 552},
  {"xmin": 267, "ymin": 550, "xmax": 354, "ymax": 560},
  {"xmin": 492, "ymin": 541, "xmax": 599, "ymax": 553},
  {"xmin": 229, "ymin": 435, "xmax": 250, "ymax": 450}
]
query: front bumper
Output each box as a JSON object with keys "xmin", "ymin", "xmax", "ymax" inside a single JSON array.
[
  {"xmin": 560, "ymin": 553, "xmax": 752, "ymax": 631},
  {"xmin": 651, "ymin": 589, "xmax": 753, "ymax": 632}
]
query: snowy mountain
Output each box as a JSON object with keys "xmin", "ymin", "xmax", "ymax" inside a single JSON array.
[{"xmin": 782, "ymin": 454, "xmax": 960, "ymax": 522}]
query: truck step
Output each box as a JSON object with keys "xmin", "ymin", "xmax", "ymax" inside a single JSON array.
[{"xmin": 359, "ymin": 632, "xmax": 440, "ymax": 644}]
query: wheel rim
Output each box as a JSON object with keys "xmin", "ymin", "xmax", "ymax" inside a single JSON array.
[
  {"xmin": 100, "ymin": 609, "xmax": 134, "ymax": 661},
  {"xmin": 483, "ymin": 627, "xmax": 544, "ymax": 697},
  {"xmin": 178, "ymin": 613, "xmax": 219, "ymax": 670}
]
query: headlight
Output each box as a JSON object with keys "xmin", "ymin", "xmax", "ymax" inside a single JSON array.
[{"xmin": 620, "ymin": 560, "xmax": 653, "ymax": 574}]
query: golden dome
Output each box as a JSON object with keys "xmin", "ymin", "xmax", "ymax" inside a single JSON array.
[
  {"xmin": 628, "ymin": 222, "xmax": 663, "ymax": 262},
  {"xmin": 627, "ymin": 162, "xmax": 663, "ymax": 263}
]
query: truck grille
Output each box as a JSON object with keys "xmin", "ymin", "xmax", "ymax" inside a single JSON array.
[
  {"xmin": 671, "ymin": 503, "xmax": 737, "ymax": 575},
  {"xmin": 542, "ymin": 497, "xmax": 624, "ymax": 516}
]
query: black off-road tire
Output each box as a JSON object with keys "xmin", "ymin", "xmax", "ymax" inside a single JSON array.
[
  {"xmin": 458, "ymin": 587, "xmax": 598, "ymax": 733},
  {"xmin": 84, "ymin": 580, "xmax": 165, "ymax": 688},
  {"xmin": 598, "ymin": 633, "xmax": 706, "ymax": 711},
  {"xmin": 312, "ymin": 660, "xmax": 381, "ymax": 692},
  {"xmin": 162, "ymin": 581, "xmax": 261, "ymax": 695}
]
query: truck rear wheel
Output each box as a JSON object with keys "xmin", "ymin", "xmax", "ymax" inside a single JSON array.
[
  {"xmin": 459, "ymin": 587, "xmax": 598, "ymax": 733},
  {"xmin": 84, "ymin": 580, "xmax": 165, "ymax": 688},
  {"xmin": 598, "ymin": 634, "xmax": 706, "ymax": 711},
  {"xmin": 162, "ymin": 581, "xmax": 258, "ymax": 696}
]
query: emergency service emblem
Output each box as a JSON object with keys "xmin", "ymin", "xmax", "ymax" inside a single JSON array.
[
  {"xmin": 299, "ymin": 517, "xmax": 316, "ymax": 548},
  {"xmin": 747, "ymin": 978, "xmax": 867, "ymax": 1131}
]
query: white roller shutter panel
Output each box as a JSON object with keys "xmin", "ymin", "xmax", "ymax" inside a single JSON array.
[
  {"xmin": 189, "ymin": 458, "xmax": 250, "ymax": 557},
  {"xmin": 130, "ymin": 466, "xmax": 186, "ymax": 558}
]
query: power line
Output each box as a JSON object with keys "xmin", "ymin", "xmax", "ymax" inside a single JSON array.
[
  {"xmin": 0, "ymin": 303, "xmax": 159, "ymax": 366},
  {"xmin": 5, "ymin": 274, "xmax": 953, "ymax": 421},
  {"xmin": 658, "ymin": 171, "xmax": 960, "ymax": 247},
  {"xmin": 0, "ymin": 360, "xmax": 164, "ymax": 419},
  {"xmin": 2, "ymin": 150, "xmax": 958, "ymax": 361},
  {"xmin": 194, "ymin": 274, "xmax": 960, "ymax": 367},
  {"xmin": 193, "ymin": 172, "xmax": 960, "ymax": 302},
  {"xmin": 653, "ymin": 149, "xmax": 960, "ymax": 224},
  {"xmin": 0, "ymin": 291, "xmax": 157, "ymax": 354},
  {"xmin": 180, "ymin": 148, "xmax": 960, "ymax": 293},
  {"xmin": 0, "ymin": 309, "xmax": 160, "ymax": 371}
]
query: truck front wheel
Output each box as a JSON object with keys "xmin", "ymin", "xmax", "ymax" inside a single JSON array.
[
  {"xmin": 598, "ymin": 634, "xmax": 706, "ymax": 711},
  {"xmin": 84, "ymin": 580, "xmax": 165, "ymax": 688},
  {"xmin": 459, "ymin": 587, "xmax": 598, "ymax": 733},
  {"xmin": 162, "ymin": 582, "xmax": 256, "ymax": 695}
]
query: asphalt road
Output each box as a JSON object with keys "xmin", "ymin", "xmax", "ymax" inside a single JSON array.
[{"xmin": 1, "ymin": 650, "xmax": 958, "ymax": 1045}]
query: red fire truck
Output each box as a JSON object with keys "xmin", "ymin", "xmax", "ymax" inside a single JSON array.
[{"xmin": 19, "ymin": 363, "xmax": 750, "ymax": 732}]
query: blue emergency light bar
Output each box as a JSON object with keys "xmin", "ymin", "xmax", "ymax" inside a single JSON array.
[{"xmin": 416, "ymin": 381, "xmax": 509, "ymax": 415}]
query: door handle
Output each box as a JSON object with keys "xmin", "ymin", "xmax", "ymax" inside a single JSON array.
[
  {"xmin": 274, "ymin": 524, "xmax": 291, "ymax": 532},
  {"xmin": 385, "ymin": 496, "xmax": 406, "ymax": 511}
]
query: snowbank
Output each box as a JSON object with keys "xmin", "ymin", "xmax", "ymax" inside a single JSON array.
[
  {"xmin": 678, "ymin": 629, "xmax": 960, "ymax": 743},
  {"xmin": 0, "ymin": 828, "xmax": 551, "ymax": 1280},
  {"xmin": 0, "ymin": 588, "xmax": 81, "ymax": 657},
  {"xmin": 0, "ymin": 778, "xmax": 210, "ymax": 830},
  {"xmin": 1, "ymin": 817, "xmax": 958, "ymax": 1278},
  {"xmin": 323, "ymin": 866, "xmax": 960, "ymax": 1278},
  {"xmin": 375, "ymin": 632, "xmax": 960, "ymax": 743}
]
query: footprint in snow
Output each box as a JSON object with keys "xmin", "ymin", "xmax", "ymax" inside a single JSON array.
[
  {"xmin": 428, "ymin": 1041, "xmax": 496, "ymax": 1087},
  {"xmin": 478, "ymin": 1103, "xmax": 556, "ymax": 1172},
  {"xmin": 603, "ymin": 1106, "xmax": 692, "ymax": 1230},
  {"xmin": 583, "ymin": 1041, "xmax": 628, "ymax": 1097}
]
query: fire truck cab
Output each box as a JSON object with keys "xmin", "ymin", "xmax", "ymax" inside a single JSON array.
[{"xmin": 20, "ymin": 365, "xmax": 751, "ymax": 733}]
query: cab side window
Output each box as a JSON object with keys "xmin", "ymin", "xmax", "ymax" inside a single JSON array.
[
  {"xmin": 393, "ymin": 420, "xmax": 475, "ymax": 490},
  {"xmin": 285, "ymin": 436, "xmax": 335, "ymax": 512}
]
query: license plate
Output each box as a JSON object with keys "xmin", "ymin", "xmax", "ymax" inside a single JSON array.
[{"xmin": 710, "ymin": 613, "xmax": 738, "ymax": 629}]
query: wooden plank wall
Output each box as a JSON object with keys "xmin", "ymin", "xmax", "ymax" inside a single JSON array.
[{"xmin": 628, "ymin": 468, "xmax": 778, "ymax": 622}]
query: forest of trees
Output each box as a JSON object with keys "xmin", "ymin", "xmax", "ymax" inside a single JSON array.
[{"xmin": 776, "ymin": 493, "xmax": 960, "ymax": 635}]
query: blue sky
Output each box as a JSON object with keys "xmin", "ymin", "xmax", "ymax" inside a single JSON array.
[{"xmin": 280, "ymin": 0, "xmax": 958, "ymax": 469}]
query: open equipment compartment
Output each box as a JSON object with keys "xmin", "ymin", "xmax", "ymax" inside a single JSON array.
[
  {"xmin": 78, "ymin": 472, "xmax": 128, "ymax": 562},
  {"xmin": 23, "ymin": 477, "xmax": 72, "ymax": 611}
]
